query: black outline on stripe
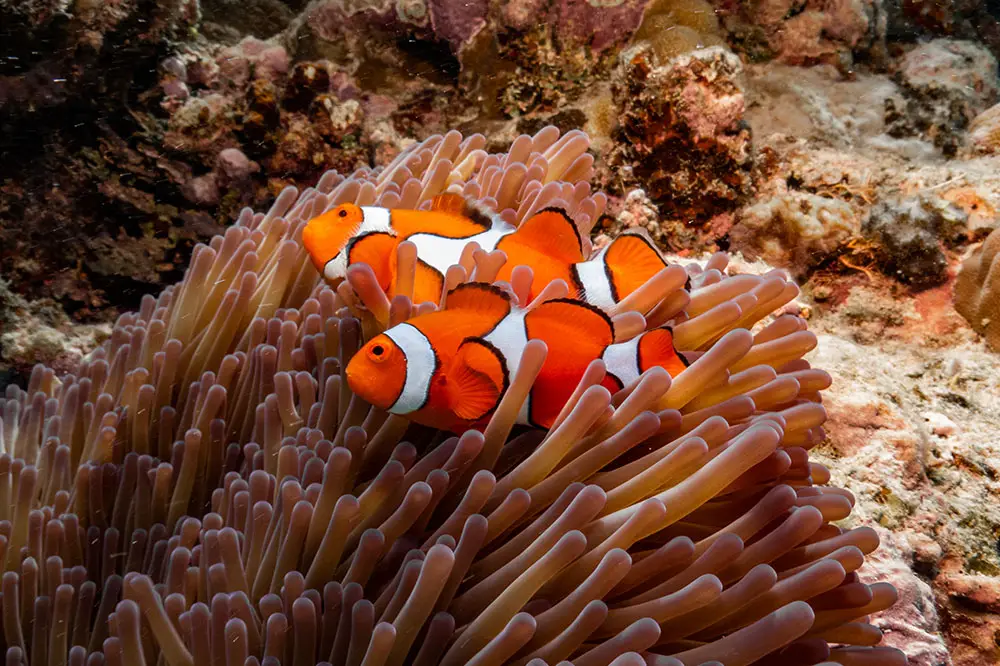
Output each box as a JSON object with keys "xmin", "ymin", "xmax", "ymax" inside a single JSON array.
[
  {"xmin": 568, "ymin": 264, "xmax": 587, "ymax": 300},
  {"xmin": 406, "ymin": 228, "xmax": 495, "ymax": 243},
  {"xmin": 661, "ymin": 325, "xmax": 692, "ymax": 369},
  {"xmin": 603, "ymin": 254, "xmax": 620, "ymax": 303},
  {"xmin": 346, "ymin": 230, "xmax": 397, "ymax": 266},
  {"xmin": 389, "ymin": 324, "xmax": 441, "ymax": 414},
  {"xmin": 603, "ymin": 372, "xmax": 625, "ymax": 392}
]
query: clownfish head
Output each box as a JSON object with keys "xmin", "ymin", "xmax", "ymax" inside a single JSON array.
[
  {"xmin": 301, "ymin": 203, "xmax": 367, "ymax": 277},
  {"xmin": 346, "ymin": 331, "xmax": 411, "ymax": 413}
]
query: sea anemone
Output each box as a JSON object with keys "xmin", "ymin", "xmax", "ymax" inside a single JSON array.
[{"xmin": 0, "ymin": 126, "xmax": 906, "ymax": 666}]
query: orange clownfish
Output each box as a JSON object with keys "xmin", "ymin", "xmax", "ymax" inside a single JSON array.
[
  {"xmin": 345, "ymin": 282, "xmax": 689, "ymax": 433},
  {"xmin": 301, "ymin": 194, "xmax": 670, "ymax": 312}
]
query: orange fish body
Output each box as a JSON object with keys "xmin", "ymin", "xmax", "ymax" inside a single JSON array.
[
  {"xmin": 301, "ymin": 195, "xmax": 670, "ymax": 312},
  {"xmin": 346, "ymin": 283, "xmax": 689, "ymax": 433}
]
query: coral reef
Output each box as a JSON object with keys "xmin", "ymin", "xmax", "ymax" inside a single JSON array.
[
  {"xmin": 954, "ymin": 226, "xmax": 1000, "ymax": 351},
  {"xmin": 0, "ymin": 128, "xmax": 908, "ymax": 666},
  {"xmin": 721, "ymin": 0, "xmax": 876, "ymax": 66},
  {"xmin": 862, "ymin": 194, "xmax": 968, "ymax": 287},
  {"xmin": 5, "ymin": 0, "xmax": 1000, "ymax": 662},
  {"xmin": 629, "ymin": 0, "xmax": 726, "ymax": 62},
  {"xmin": 0, "ymin": 0, "xmax": 199, "ymax": 114},
  {"xmin": 967, "ymin": 101, "xmax": 1000, "ymax": 155},
  {"xmin": 729, "ymin": 193, "xmax": 857, "ymax": 276},
  {"xmin": 885, "ymin": 39, "xmax": 999, "ymax": 156},
  {"xmin": 611, "ymin": 45, "xmax": 752, "ymax": 242}
]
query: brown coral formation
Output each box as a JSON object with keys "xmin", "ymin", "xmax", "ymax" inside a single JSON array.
[
  {"xmin": 0, "ymin": 127, "xmax": 907, "ymax": 665},
  {"xmin": 954, "ymin": 226, "xmax": 1000, "ymax": 350},
  {"xmin": 885, "ymin": 39, "xmax": 999, "ymax": 157},
  {"xmin": 611, "ymin": 45, "xmax": 752, "ymax": 241}
]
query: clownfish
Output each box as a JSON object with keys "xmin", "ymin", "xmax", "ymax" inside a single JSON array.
[
  {"xmin": 301, "ymin": 194, "xmax": 670, "ymax": 311},
  {"xmin": 344, "ymin": 282, "xmax": 689, "ymax": 433}
]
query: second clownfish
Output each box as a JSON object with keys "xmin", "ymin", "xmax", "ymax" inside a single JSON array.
[
  {"xmin": 301, "ymin": 194, "xmax": 669, "ymax": 312},
  {"xmin": 345, "ymin": 282, "xmax": 689, "ymax": 433}
]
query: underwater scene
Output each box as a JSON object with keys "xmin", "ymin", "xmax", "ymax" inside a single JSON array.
[{"xmin": 3, "ymin": 1, "xmax": 1000, "ymax": 664}]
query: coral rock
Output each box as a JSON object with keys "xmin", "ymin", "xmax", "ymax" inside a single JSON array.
[
  {"xmin": 886, "ymin": 39, "xmax": 999, "ymax": 156},
  {"xmin": 862, "ymin": 193, "xmax": 968, "ymax": 287},
  {"xmin": 629, "ymin": 0, "xmax": 725, "ymax": 62},
  {"xmin": 954, "ymin": 226, "xmax": 1000, "ymax": 351},
  {"xmin": 215, "ymin": 147, "xmax": 258, "ymax": 184},
  {"xmin": 201, "ymin": 0, "xmax": 296, "ymax": 38},
  {"xmin": 613, "ymin": 45, "xmax": 752, "ymax": 223},
  {"xmin": 0, "ymin": 0, "xmax": 199, "ymax": 114},
  {"xmin": 862, "ymin": 529, "xmax": 952, "ymax": 666},
  {"xmin": 729, "ymin": 0, "xmax": 874, "ymax": 65},
  {"xmin": 967, "ymin": 101, "xmax": 1000, "ymax": 155},
  {"xmin": 729, "ymin": 192, "xmax": 857, "ymax": 274}
]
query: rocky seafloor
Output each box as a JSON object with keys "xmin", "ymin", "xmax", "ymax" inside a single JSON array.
[{"xmin": 3, "ymin": 0, "xmax": 1000, "ymax": 664}]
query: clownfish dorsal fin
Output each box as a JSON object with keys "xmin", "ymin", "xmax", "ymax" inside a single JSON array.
[
  {"xmin": 600, "ymin": 230, "xmax": 668, "ymax": 301},
  {"xmin": 346, "ymin": 232, "xmax": 399, "ymax": 290},
  {"xmin": 444, "ymin": 282, "xmax": 513, "ymax": 318},
  {"xmin": 447, "ymin": 337, "xmax": 506, "ymax": 420},
  {"xmin": 510, "ymin": 208, "xmax": 585, "ymax": 263},
  {"xmin": 430, "ymin": 193, "xmax": 494, "ymax": 230},
  {"xmin": 431, "ymin": 193, "xmax": 470, "ymax": 215},
  {"xmin": 639, "ymin": 326, "xmax": 690, "ymax": 377},
  {"xmin": 524, "ymin": 298, "xmax": 615, "ymax": 359},
  {"xmin": 411, "ymin": 259, "xmax": 445, "ymax": 306}
]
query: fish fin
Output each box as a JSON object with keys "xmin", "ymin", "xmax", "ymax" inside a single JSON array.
[
  {"xmin": 448, "ymin": 338, "xmax": 506, "ymax": 420},
  {"xmin": 508, "ymin": 208, "xmax": 585, "ymax": 264},
  {"xmin": 600, "ymin": 231, "xmax": 668, "ymax": 302},
  {"xmin": 524, "ymin": 298, "xmax": 615, "ymax": 357},
  {"xmin": 430, "ymin": 193, "xmax": 470, "ymax": 215},
  {"xmin": 522, "ymin": 299, "xmax": 613, "ymax": 429},
  {"xmin": 444, "ymin": 282, "xmax": 513, "ymax": 318},
  {"xmin": 347, "ymin": 232, "xmax": 398, "ymax": 290},
  {"xmin": 638, "ymin": 326, "xmax": 689, "ymax": 377},
  {"xmin": 411, "ymin": 260, "xmax": 445, "ymax": 306}
]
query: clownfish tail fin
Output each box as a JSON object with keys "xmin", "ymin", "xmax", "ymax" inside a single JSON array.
[
  {"xmin": 638, "ymin": 326, "xmax": 689, "ymax": 377},
  {"xmin": 572, "ymin": 230, "xmax": 668, "ymax": 310}
]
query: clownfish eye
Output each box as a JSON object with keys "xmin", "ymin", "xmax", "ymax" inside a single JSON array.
[
  {"xmin": 338, "ymin": 208, "xmax": 349, "ymax": 218},
  {"xmin": 367, "ymin": 342, "xmax": 391, "ymax": 363}
]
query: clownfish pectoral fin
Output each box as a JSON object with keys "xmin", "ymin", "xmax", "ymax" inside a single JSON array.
[
  {"xmin": 639, "ymin": 327, "xmax": 690, "ymax": 377},
  {"xmin": 444, "ymin": 282, "xmax": 513, "ymax": 318},
  {"xmin": 448, "ymin": 338, "xmax": 506, "ymax": 421},
  {"xmin": 430, "ymin": 193, "xmax": 470, "ymax": 215},
  {"xmin": 347, "ymin": 232, "xmax": 399, "ymax": 291},
  {"xmin": 507, "ymin": 208, "xmax": 585, "ymax": 264},
  {"xmin": 602, "ymin": 231, "xmax": 668, "ymax": 301},
  {"xmin": 524, "ymin": 298, "xmax": 615, "ymax": 358}
]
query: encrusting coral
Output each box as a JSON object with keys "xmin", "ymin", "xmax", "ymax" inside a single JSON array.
[
  {"xmin": 0, "ymin": 126, "xmax": 907, "ymax": 666},
  {"xmin": 630, "ymin": 0, "xmax": 726, "ymax": 63},
  {"xmin": 954, "ymin": 225, "xmax": 1000, "ymax": 351}
]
